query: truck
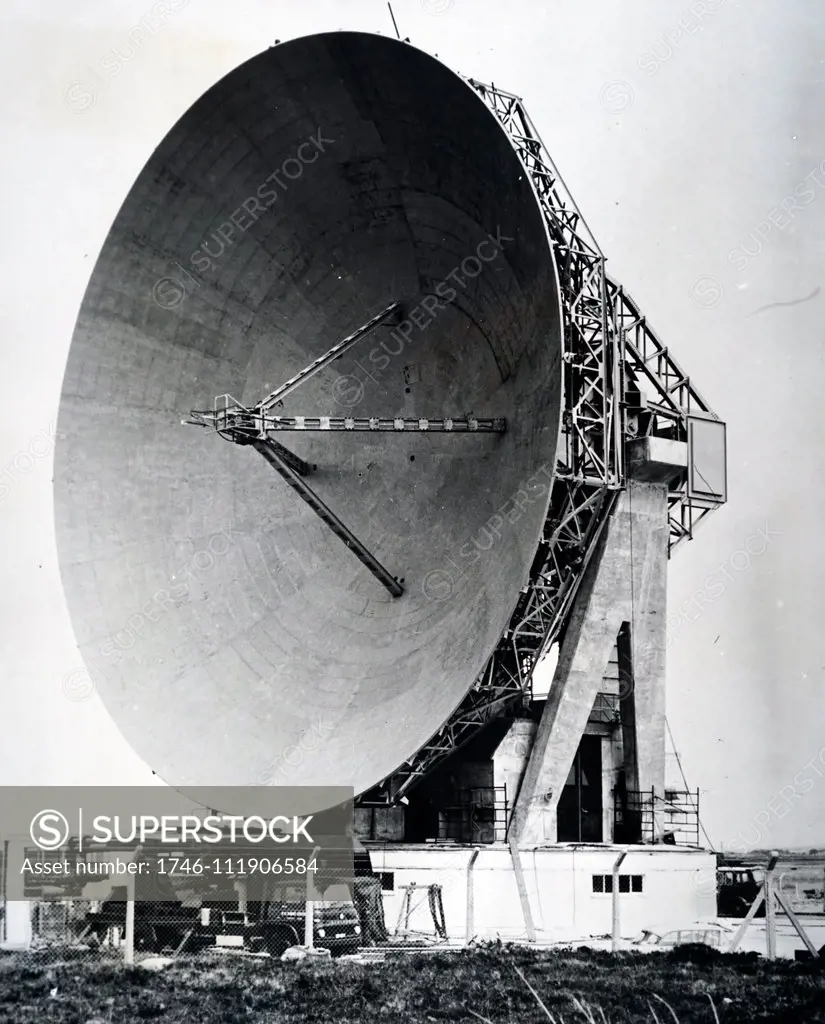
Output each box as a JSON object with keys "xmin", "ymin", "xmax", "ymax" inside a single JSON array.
[
  {"xmin": 716, "ymin": 865, "xmax": 765, "ymax": 918},
  {"xmin": 80, "ymin": 882, "xmax": 362, "ymax": 957}
]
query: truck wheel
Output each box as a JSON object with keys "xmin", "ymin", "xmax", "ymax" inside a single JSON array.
[{"xmin": 262, "ymin": 929, "xmax": 293, "ymax": 958}]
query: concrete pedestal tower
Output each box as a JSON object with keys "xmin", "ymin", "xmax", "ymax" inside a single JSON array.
[{"xmin": 510, "ymin": 438, "xmax": 687, "ymax": 848}]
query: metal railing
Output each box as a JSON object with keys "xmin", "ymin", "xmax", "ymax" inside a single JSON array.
[{"xmin": 613, "ymin": 787, "xmax": 701, "ymax": 846}]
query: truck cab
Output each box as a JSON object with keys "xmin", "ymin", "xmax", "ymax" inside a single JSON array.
[{"xmin": 248, "ymin": 882, "xmax": 361, "ymax": 957}]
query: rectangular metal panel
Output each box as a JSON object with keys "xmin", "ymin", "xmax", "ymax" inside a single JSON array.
[{"xmin": 687, "ymin": 416, "xmax": 727, "ymax": 503}]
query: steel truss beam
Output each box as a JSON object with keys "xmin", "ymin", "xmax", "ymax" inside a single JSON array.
[
  {"xmin": 253, "ymin": 438, "xmax": 404, "ymax": 597},
  {"xmin": 188, "ymin": 413, "xmax": 506, "ymax": 435},
  {"xmin": 358, "ymin": 80, "xmax": 723, "ymax": 806}
]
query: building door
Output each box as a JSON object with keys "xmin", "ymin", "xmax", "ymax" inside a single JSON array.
[{"xmin": 557, "ymin": 735, "xmax": 603, "ymax": 842}]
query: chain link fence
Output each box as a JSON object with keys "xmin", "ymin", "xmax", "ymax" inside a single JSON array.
[{"xmin": 1, "ymin": 840, "xmax": 386, "ymax": 966}]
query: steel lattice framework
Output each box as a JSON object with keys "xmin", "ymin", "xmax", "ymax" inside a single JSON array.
[{"xmin": 358, "ymin": 82, "xmax": 723, "ymax": 805}]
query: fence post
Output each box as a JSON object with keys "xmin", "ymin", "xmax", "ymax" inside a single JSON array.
[
  {"xmin": 1, "ymin": 840, "xmax": 6, "ymax": 944},
  {"xmin": 612, "ymin": 850, "xmax": 628, "ymax": 953},
  {"xmin": 765, "ymin": 852, "xmax": 778, "ymax": 961},
  {"xmin": 124, "ymin": 845, "xmax": 142, "ymax": 965},
  {"xmin": 507, "ymin": 837, "xmax": 536, "ymax": 942},
  {"xmin": 304, "ymin": 846, "xmax": 320, "ymax": 949},
  {"xmin": 465, "ymin": 848, "xmax": 480, "ymax": 942}
]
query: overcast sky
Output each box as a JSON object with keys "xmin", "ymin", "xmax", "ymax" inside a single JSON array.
[{"xmin": 1, "ymin": 0, "xmax": 823, "ymax": 853}]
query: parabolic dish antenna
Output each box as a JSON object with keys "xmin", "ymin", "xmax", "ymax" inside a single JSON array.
[{"xmin": 54, "ymin": 32, "xmax": 563, "ymax": 795}]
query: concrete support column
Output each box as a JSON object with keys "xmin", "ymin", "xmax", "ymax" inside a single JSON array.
[
  {"xmin": 493, "ymin": 719, "xmax": 536, "ymax": 826},
  {"xmin": 509, "ymin": 440, "xmax": 680, "ymax": 848}
]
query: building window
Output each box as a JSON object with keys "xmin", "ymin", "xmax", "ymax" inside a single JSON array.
[
  {"xmin": 592, "ymin": 874, "xmax": 643, "ymax": 894},
  {"xmin": 378, "ymin": 871, "xmax": 395, "ymax": 892}
]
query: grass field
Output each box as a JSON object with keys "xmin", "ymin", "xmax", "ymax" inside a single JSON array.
[{"xmin": 2, "ymin": 943, "xmax": 825, "ymax": 1023}]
